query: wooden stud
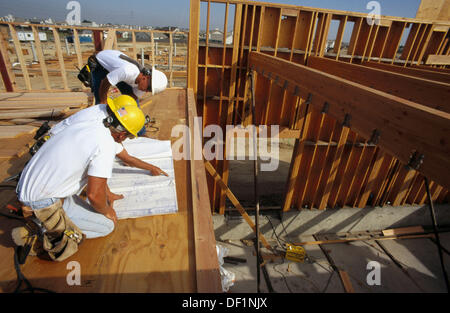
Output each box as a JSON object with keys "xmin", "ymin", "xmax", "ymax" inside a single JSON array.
[
  {"xmin": 31, "ymin": 26, "xmax": 50, "ymax": 90},
  {"xmin": 51, "ymin": 29, "xmax": 69, "ymax": 91},
  {"xmin": 318, "ymin": 125, "xmax": 350, "ymax": 210},
  {"xmin": 334, "ymin": 16, "xmax": 348, "ymax": 60},
  {"xmin": 131, "ymin": 31, "xmax": 137, "ymax": 60},
  {"xmin": 349, "ymin": 17, "xmax": 363, "ymax": 63},
  {"xmin": 283, "ymin": 97, "xmax": 311, "ymax": 211},
  {"xmin": 219, "ymin": 3, "xmax": 243, "ymax": 215},
  {"xmin": 8, "ymin": 24, "xmax": 31, "ymax": 90},
  {"xmin": 188, "ymin": 0, "xmax": 200, "ymax": 94},
  {"xmin": 403, "ymin": 24, "xmax": 422, "ymax": 67},
  {"xmin": 169, "ymin": 32, "xmax": 174, "ymax": 88},
  {"xmin": 72, "ymin": 29, "xmax": 83, "ymax": 69},
  {"xmin": 0, "ymin": 29, "xmax": 15, "ymax": 91}
]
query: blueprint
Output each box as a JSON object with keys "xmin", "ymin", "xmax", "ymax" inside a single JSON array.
[{"xmin": 108, "ymin": 137, "xmax": 179, "ymax": 219}]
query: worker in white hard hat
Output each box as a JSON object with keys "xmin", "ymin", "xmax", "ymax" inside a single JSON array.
[
  {"xmin": 88, "ymin": 49, "xmax": 168, "ymax": 136},
  {"xmin": 12, "ymin": 95, "xmax": 167, "ymax": 262}
]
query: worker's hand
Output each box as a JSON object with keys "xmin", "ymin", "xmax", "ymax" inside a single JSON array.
[
  {"xmin": 149, "ymin": 166, "xmax": 169, "ymax": 177},
  {"xmin": 107, "ymin": 191, "xmax": 124, "ymax": 206}
]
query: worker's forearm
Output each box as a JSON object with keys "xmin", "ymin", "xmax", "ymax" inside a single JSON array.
[{"xmin": 123, "ymin": 155, "xmax": 157, "ymax": 172}]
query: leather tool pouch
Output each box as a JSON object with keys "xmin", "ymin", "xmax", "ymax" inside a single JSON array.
[{"xmin": 33, "ymin": 200, "xmax": 84, "ymax": 262}]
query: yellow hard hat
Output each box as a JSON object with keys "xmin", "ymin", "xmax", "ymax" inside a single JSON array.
[{"xmin": 107, "ymin": 95, "xmax": 146, "ymax": 137}]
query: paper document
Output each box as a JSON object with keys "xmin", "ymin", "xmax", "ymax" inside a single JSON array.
[{"xmin": 108, "ymin": 137, "xmax": 178, "ymax": 219}]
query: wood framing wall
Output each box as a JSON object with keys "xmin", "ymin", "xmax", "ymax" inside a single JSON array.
[
  {"xmin": 188, "ymin": 0, "xmax": 450, "ymax": 213},
  {"xmin": 0, "ymin": 22, "xmax": 188, "ymax": 92}
]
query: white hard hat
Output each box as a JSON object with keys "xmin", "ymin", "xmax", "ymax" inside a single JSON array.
[{"xmin": 151, "ymin": 66, "xmax": 168, "ymax": 95}]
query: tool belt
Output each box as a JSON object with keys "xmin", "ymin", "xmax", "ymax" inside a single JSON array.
[
  {"xmin": 27, "ymin": 200, "xmax": 84, "ymax": 262},
  {"xmin": 77, "ymin": 53, "xmax": 104, "ymax": 88}
]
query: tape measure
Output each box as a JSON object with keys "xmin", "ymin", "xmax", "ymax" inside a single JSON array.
[{"xmin": 285, "ymin": 243, "xmax": 306, "ymax": 263}]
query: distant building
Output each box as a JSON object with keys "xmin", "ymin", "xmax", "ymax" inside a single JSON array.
[{"xmin": 16, "ymin": 31, "xmax": 47, "ymax": 41}]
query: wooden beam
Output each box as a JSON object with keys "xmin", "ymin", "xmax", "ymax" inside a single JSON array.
[
  {"xmin": 307, "ymin": 56, "xmax": 450, "ymax": 113},
  {"xmin": 249, "ymin": 51, "xmax": 450, "ymax": 190},
  {"xmin": 187, "ymin": 89, "xmax": 222, "ymax": 293},
  {"xmin": 362, "ymin": 61, "xmax": 450, "ymax": 84},
  {"xmin": 188, "ymin": 0, "xmax": 200, "ymax": 94}
]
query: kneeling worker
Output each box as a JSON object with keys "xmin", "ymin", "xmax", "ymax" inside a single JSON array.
[{"xmin": 14, "ymin": 95, "xmax": 167, "ymax": 261}]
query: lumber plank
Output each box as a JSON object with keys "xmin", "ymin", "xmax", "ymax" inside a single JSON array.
[
  {"xmin": 0, "ymin": 108, "xmax": 68, "ymax": 119},
  {"xmin": 382, "ymin": 226, "xmax": 424, "ymax": 236},
  {"xmin": 0, "ymin": 125, "xmax": 37, "ymax": 139},
  {"xmin": 249, "ymin": 51, "xmax": 450, "ymax": 190},
  {"xmin": 338, "ymin": 270, "xmax": 355, "ymax": 293}
]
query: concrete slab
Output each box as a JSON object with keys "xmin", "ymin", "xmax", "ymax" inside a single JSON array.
[
  {"xmin": 305, "ymin": 240, "xmax": 423, "ymax": 292},
  {"xmin": 377, "ymin": 238, "xmax": 450, "ymax": 293},
  {"xmin": 263, "ymin": 236, "xmax": 345, "ymax": 293},
  {"xmin": 213, "ymin": 204, "xmax": 450, "ymax": 240}
]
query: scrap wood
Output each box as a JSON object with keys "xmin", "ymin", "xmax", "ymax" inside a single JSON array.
[
  {"xmin": 382, "ymin": 226, "xmax": 424, "ymax": 236},
  {"xmin": 338, "ymin": 270, "xmax": 355, "ymax": 293},
  {"xmin": 293, "ymin": 233, "xmax": 435, "ymax": 246}
]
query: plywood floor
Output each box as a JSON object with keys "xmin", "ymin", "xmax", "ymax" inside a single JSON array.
[{"xmin": 0, "ymin": 89, "xmax": 198, "ymax": 292}]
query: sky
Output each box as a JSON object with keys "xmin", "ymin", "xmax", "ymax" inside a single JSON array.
[{"xmin": 0, "ymin": 0, "xmax": 422, "ymax": 29}]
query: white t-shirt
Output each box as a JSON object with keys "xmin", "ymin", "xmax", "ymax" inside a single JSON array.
[
  {"xmin": 18, "ymin": 120, "xmax": 124, "ymax": 202},
  {"xmin": 50, "ymin": 103, "xmax": 108, "ymax": 136},
  {"xmin": 95, "ymin": 50, "xmax": 145, "ymax": 98},
  {"xmin": 50, "ymin": 103, "xmax": 123, "ymax": 152}
]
